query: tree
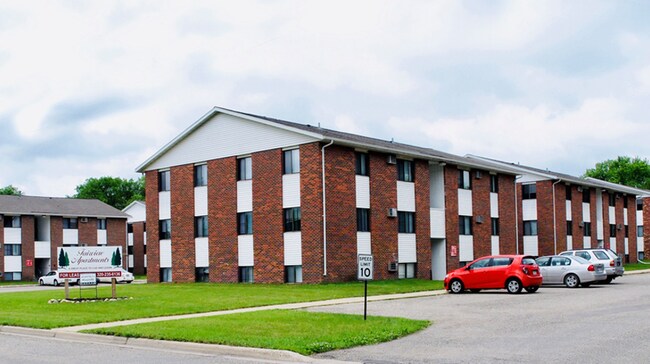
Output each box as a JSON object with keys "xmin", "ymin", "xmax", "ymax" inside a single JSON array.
[
  {"xmin": 584, "ymin": 156, "xmax": 650, "ymax": 190},
  {"xmin": 0, "ymin": 185, "xmax": 23, "ymax": 196},
  {"xmin": 112, "ymin": 248, "xmax": 122, "ymax": 266},
  {"xmin": 72, "ymin": 176, "xmax": 144, "ymax": 210}
]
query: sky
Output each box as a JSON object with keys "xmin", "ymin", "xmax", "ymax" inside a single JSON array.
[{"xmin": 2, "ymin": 1, "xmax": 650, "ymax": 197}]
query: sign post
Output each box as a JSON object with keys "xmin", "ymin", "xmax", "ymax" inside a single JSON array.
[{"xmin": 357, "ymin": 254, "xmax": 374, "ymax": 321}]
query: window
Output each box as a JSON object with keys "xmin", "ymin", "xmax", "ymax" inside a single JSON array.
[
  {"xmin": 490, "ymin": 174, "xmax": 498, "ymax": 193},
  {"xmin": 551, "ymin": 257, "xmax": 571, "ymax": 266},
  {"xmin": 357, "ymin": 208, "xmax": 370, "ymax": 232},
  {"xmin": 159, "ymin": 170, "xmax": 170, "ymax": 191},
  {"xmin": 159, "ymin": 219, "xmax": 171, "ymax": 240},
  {"xmin": 143, "ymin": 222, "xmax": 146, "ymax": 232},
  {"xmin": 565, "ymin": 185, "xmax": 572, "ymax": 200},
  {"xmin": 4, "ymin": 244, "xmax": 21, "ymax": 256},
  {"xmin": 638, "ymin": 226, "xmax": 644, "ymax": 237},
  {"xmin": 237, "ymin": 157, "xmax": 252, "ymax": 181},
  {"xmin": 458, "ymin": 170, "xmax": 471, "ymax": 190},
  {"xmin": 398, "ymin": 263, "xmax": 416, "ymax": 279},
  {"xmin": 3, "ymin": 216, "xmax": 21, "ymax": 228},
  {"xmin": 638, "ymin": 199, "xmax": 644, "ymax": 211},
  {"xmin": 610, "ymin": 224, "xmax": 616, "ymax": 238},
  {"xmin": 398, "ymin": 212, "xmax": 415, "ymax": 233},
  {"xmin": 160, "ymin": 268, "xmax": 172, "ymax": 282},
  {"xmin": 625, "ymin": 225, "xmax": 629, "ymax": 238},
  {"xmin": 127, "ymin": 223, "xmax": 133, "ymax": 234},
  {"xmin": 523, "ymin": 220, "xmax": 538, "ymax": 236},
  {"xmin": 283, "ymin": 149, "xmax": 300, "ymax": 174},
  {"xmin": 575, "ymin": 251, "xmax": 591, "ymax": 260},
  {"xmin": 3, "ymin": 272, "xmax": 21, "ymax": 281},
  {"xmin": 195, "ymin": 267, "xmax": 209, "ymax": 283},
  {"xmin": 97, "ymin": 219, "xmax": 107, "ymax": 230},
  {"xmin": 239, "ymin": 267, "xmax": 254, "ymax": 283},
  {"xmin": 283, "ymin": 208, "xmax": 301, "ymax": 232},
  {"xmin": 63, "ymin": 218, "xmax": 78, "ymax": 229},
  {"xmin": 355, "ymin": 152, "xmax": 369, "ymax": 176},
  {"xmin": 194, "ymin": 216, "xmax": 208, "ymax": 238},
  {"xmin": 582, "ymin": 188, "xmax": 590, "ymax": 203},
  {"xmin": 566, "ymin": 221, "xmax": 573, "ymax": 236},
  {"xmin": 522, "ymin": 184, "xmax": 536, "ymax": 199},
  {"xmin": 397, "ymin": 159, "xmax": 414, "ymax": 182},
  {"xmin": 609, "ymin": 193, "xmax": 616, "ymax": 207},
  {"xmin": 143, "ymin": 244, "xmax": 147, "ymax": 254},
  {"xmin": 194, "ymin": 164, "xmax": 207, "ymax": 187},
  {"xmin": 285, "ymin": 265, "xmax": 303, "ymax": 283},
  {"xmin": 536, "ymin": 257, "xmax": 551, "ymax": 267},
  {"xmin": 237, "ymin": 212, "xmax": 253, "ymax": 235},
  {"xmin": 491, "ymin": 218, "xmax": 499, "ymax": 236},
  {"xmin": 583, "ymin": 222, "xmax": 591, "ymax": 236},
  {"xmin": 459, "ymin": 216, "xmax": 472, "ymax": 235},
  {"xmin": 469, "ymin": 258, "xmax": 491, "ymax": 269},
  {"xmin": 492, "ymin": 257, "xmax": 513, "ymax": 266},
  {"xmin": 127, "ymin": 245, "xmax": 134, "ymax": 255},
  {"xmin": 623, "ymin": 196, "xmax": 628, "ymax": 209}
]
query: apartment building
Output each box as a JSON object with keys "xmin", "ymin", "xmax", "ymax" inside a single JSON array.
[
  {"xmin": 0, "ymin": 195, "xmax": 128, "ymax": 281},
  {"xmin": 467, "ymin": 156, "xmax": 646, "ymax": 263},
  {"xmin": 123, "ymin": 201, "xmax": 147, "ymax": 275},
  {"xmin": 137, "ymin": 106, "xmax": 521, "ymax": 284}
]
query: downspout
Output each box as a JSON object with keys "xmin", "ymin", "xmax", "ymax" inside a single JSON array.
[
  {"xmin": 515, "ymin": 175, "xmax": 522, "ymax": 255},
  {"xmin": 321, "ymin": 140, "xmax": 334, "ymax": 276},
  {"xmin": 552, "ymin": 180, "xmax": 561, "ymax": 254}
]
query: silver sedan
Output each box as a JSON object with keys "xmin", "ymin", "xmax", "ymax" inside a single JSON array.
[{"xmin": 536, "ymin": 255, "xmax": 607, "ymax": 288}]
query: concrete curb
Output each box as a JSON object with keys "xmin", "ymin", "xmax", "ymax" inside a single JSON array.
[{"xmin": 622, "ymin": 269, "xmax": 650, "ymax": 275}]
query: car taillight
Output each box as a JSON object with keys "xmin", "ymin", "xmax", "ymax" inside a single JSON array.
[
  {"xmin": 610, "ymin": 260, "xmax": 615, "ymax": 267},
  {"xmin": 587, "ymin": 265, "xmax": 595, "ymax": 272}
]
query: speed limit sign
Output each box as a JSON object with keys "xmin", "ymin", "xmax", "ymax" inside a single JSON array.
[{"xmin": 357, "ymin": 254, "xmax": 374, "ymax": 281}]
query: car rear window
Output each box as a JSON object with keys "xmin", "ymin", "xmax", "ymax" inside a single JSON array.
[
  {"xmin": 521, "ymin": 257, "xmax": 536, "ymax": 265},
  {"xmin": 571, "ymin": 256, "xmax": 590, "ymax": 264},
  {"xmin": 492, "ymin": 257, "xmax": 514, "ymax": 266},
  {"xmin": 560, "ymin": 252, "xmax": 572, "ymax": 256},
  {"xmin": 594, "ymin": 251, "xmax": 609, "ymax": 260}
]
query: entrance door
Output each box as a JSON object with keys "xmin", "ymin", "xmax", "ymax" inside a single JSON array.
[
  {"xmin": 35, "ymin": 258, "xmax": 51, "ymax": 279},
  {"xmin": 431, "ymin": 238, "xmax": 447, "ymax": 280}
]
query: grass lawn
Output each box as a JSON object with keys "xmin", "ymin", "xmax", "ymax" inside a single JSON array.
[
  {"xmin": 0, "ymin": 279, "xmax": 443, "ymax": 329},
  {"xmin": 0, "ymin": 281, "xmax": 35, "ymax": 286},
  {"xmin": 87, "ymin": 309, "xmax": 430, "ymax": 355},
  {"xmin": 624, "ymin": 262, "xmax": 650, "ymax": 271}
]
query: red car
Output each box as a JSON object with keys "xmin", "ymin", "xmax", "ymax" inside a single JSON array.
[{"xmin": 444, "ymin": 255, "xmax": 543, "ymax": 294}]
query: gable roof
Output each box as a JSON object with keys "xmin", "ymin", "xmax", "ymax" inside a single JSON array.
[
  {"xmin": 137, "ymin": 106, "xmax": 521, "ymax": 175},
  {"xmin": 0, "ymin": 195, "xmax": 129, "ymax": 219}
]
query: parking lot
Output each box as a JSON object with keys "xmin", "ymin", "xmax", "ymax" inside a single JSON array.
[{"xmin": 312, "ymin": 272, "xmax": 650, "ymax": 363}]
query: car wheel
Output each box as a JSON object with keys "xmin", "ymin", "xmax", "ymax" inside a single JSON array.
[
  {"xmin": 470, "ymin": 289, "xmax": 481, "ymax": 293},
  {"xmin": 564, "ymin": 273, "xmax": 580, "ymax": 288},
  {"xmin": 39, "ymin": 279, "xmax": 44, "ymax": 286},
  {"xmin": 53, "ymin": 279, "xmax": 58, "ymax": 286},
  {"xmin": 581, "ymin": 283, "xmax": 591, "ymax": 288},
  {"xmin": 449, "ymin": 279, "xmax": 464, "ymax": 294},
  {"xmin": 525, "ymin": 286, "xmax": 539, "ymax": 293},
  {"xmin": 506, "ymin": 278, "xmax": 522, "ymax": 294},
  {"xmin": 604, "ymin": 277, "xmax": 614, "ymax": 284}
]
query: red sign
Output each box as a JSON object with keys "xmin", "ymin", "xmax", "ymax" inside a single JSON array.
[
  {"xmin": 450, "ymin": 245, "xmax": 458, "ymax": 257},
  {"xmin": 25, "ymin": 259, "xmax": 33, "ymax": 267},
  {"xmin": 59, "ymin": 271, "xmax": 120, "ymax": 279}
]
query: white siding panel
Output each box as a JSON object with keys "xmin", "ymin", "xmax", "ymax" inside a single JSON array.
[
  {"xmin": 128, "ymin": 255, "xmax": 134, "ymax": 268},
  {"xmin": 127, "ymin": 233, "xmax": 133, "ymax": 245},
  {"xmin": 583, "ymin": 236, "xmax": 591, "ymax": 249},
  {"xmin": 282, "ymin": 174, "xmax": 301, "ymax": 208},
  {"xmin": 238, "ymin": 235, "xmax": 254, "ymax": 266},
  {"xmin": 63, "ymin": 229, "xmax": 78, "ymax": 245},
  {"xmin": 638, "ymin": 235, "xmax": 644, "ymax": 252},
  {"xmin": 523, "ymin": 236, "xmax": 538, "ymax": 256},
  {"xmin": 124, "ymin": 202, "xmax": 146, "ymax": 223},
  {"xmin": 284, "ymin": 231, "xmax": 302, "ymax": 265},
  {"xmin": 566, "ymin": 236, "xmax": 573, "ymax": 251},
  {"xmin": 459, "ymin": 235, "xmax": 474, "ymax": 262},
  {"xmin": 194, "ymin": 186, "xmax": 208, "ymax": 216},
  {"xmin": 4, "ymin": 228, "xmax": 21, "ymax": 243},
  {"xmin": 4, "ymin": 256, "xmax": 21, "ymax": 272},
  {"xmin": 522, "ymin": 200, "xmax": 537, "ymax": 221},
  {"xmin": 159, "ymin": 240, "xmax": 172, "ymax": 268},
  {"xmin": 637, "ymin": 210, "xmax": 643, "ymax": 226},
  {"xmin": 610, "ymin": 238, "xmax": 617, "ymax": 253},
  {"xmin": 159, "ymin": 191, "xmax": 171, "ymax": 220},
  {"xmin": 397, "ymin": 181, "xmax": 416, "ymax": 212},
  {"xmin": 34, "ymin": 241, "xmax": 51, "ymax": 258},
  {"xmin": 147, "ymin": 113, "xmax": 319, "ymax": 171},
  {"xmin": 195, "ymin": 237, "xmax": 209, "ymax": 267},
  {"xmin": 398, "ymin": 233, "xmax": 417, "ymax": 263},
  {"xmin": 144, "ymin": 255, "xmax": 147, "ymax": 268},
  {"xmin": 237, "ymin": 180, "xmax": 253, "ymax": 212},
  {"xmin": 596, "ymin": 220, "xmax": 604, "ymax": 241},
  {"xmin": 625, "ymin": 238, "xmax": 629, "ymax": 255},
  {"xmin": 430, "ymin": 208, "xmax": 446, "ymax": 238},
  {"xmin": 624, "ymin": 208, "xmax": 628, "ymax": 225},
  {"xmin": 98, "ymin": 230, "xmax": 107, "ymax": 245},
  {"xmin": 490, "ymin": 193, "xmax": 499, "ymax": 218},
  {"xmin": 355, "ymin": 176, "xmax": 370, "ymax": 209},
  {"xmin": 357, "ymin": 232, "xmax": 371, "ymax": 255},
  {"xmin": 566, "ymin": 201, "xmax": 572, "ymax": 220},
  {"xmin": 609, "ymin": 207, "xmax": 616, "ymax": 224},
  {"xmin": 458, "ymin": 189, "xmax": 473, "ymax": 216},
  {"xmin": 582, "ymin": 203, "xmax": 591, "ymax": 222},
  {"xmin": 491, "ymin": 236, "xmax": 500, "ymax": 255}
]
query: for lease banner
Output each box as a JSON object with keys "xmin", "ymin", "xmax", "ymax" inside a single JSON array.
[{"xmin": 57, "ymin": 246, "xmax": 123, "ymax": 273}]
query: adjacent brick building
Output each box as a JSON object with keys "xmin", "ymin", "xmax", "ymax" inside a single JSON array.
[
  {"xmin": 0, "ymin": 195, "xmax": 128, "ymax": 281},
  {"xmin": 123, "ymin": 201, "xmax": 147, "ymax": 275},
  {"xmin": 137, "ymin": 107, "xmax": 522, "ymax": 283}
]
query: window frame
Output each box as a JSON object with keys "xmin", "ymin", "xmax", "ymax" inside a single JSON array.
[
  {"xmin": 283, "ymin": 149, "xmax": 300, "ymax": 174},
  {"xmin": 490, "ymin": 174, "xmax": 498, "ymax": 193},
  {"xmin": 158, "ymin": 170, "xmax": 170, "ymax": 192},
  {"xmin": 4, "ymin": 244, "xmax": 21, "ymax": 256},
  {"xmin": 523, "ymin": 220, "xmax": 538, "ymax": 236},
  {"xmin": 357, "ymin": 208, "xmax": 370, "ymax": 232},
  {"xmin": 238, "ymin": 266, "xmax": 254, "ymax": 283},
  {"xmin": 194, "ymin": 164, "xmax": 207, "ymax": 187},
  {"xmin": 398, "ymin": 263, "xmax": 416, "ymax": 279},
  {"xmin": 159, "ymin": 219, "xmax": 171, "ymax": 240},
  {"xmin": 609, "ymin": 224, "xmax": 616, "ymax": 238},
  {"xmin": 582, "ymin": 189, "xmax": 591, "ymax": 203},
  {"xmin": 237, "ymin": 212, "xmax": 253, "ymax": 235},
  {"xmin": 3, "ymin": 216, "xmax": 21, "ymax": 228},
  {"xmin": 397, "ymin": 159, "xmax": 414, "ymax": 182},
  {"xmin": 398, "ymin": 211, "xmax": 415, "ymax": 233},
  {"xmin": 355, "ymin": 152, "xmax": 369, "ymax": 176},
  {"xmin": 63, "ymin": 218, "xmax": 78, "ymax": 230},
  {"xmin": 459, "ymin": 215, "xmax": 472, "ymax": 235},
  {"xmin": 285, "ymin": 265, "xmax": 303, "ymax": 283},
  {"xmin": 97, "ymin": 219, "xmax": 107, "ymax": 230},
  {"xmin": 565, "ymin": 185, "xmax": 572, "ymax": 200},
  {"xmin": 583, "ymin": 222, "xmax": 592, "ymax": 236},
  {"xmin": 522, "ymin": 184, "xmax": 537, "ymax": 200},
  {"xmin": 194, "ymin": 216, "xmax": 208, "ymax": 238},
  {"xmin": 283, "ymin": 207, "xmax": 301, "ymax": 232},
  {"xmin": 566, "ymin": 220, "xmax": 573, "ymax": 236},
  {"xmin": 237, "ymin": 157, "xmax": 253, "ymax": 181},
  {"xmin": 458, "ymin": 170, "xmax": 471, "ymax": 190},
  {"xmin": 491, "ymin": 217, "xmax": 499, "ymax": 236}
]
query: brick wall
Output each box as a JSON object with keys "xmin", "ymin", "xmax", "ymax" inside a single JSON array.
[
  {"xmin": 498, "ymin": 174, "xmax": 516, "ymax": 254},
  {"xmin": 78, "ymin": 217, "xmax": 98, "ymax": 245},
  {"xmin": 444, "ymin": 164, "xmax": 460, "ymax": 270},
  {"xmin": 132, "ymin": 221, "xmax": 146, "ymax": 275},
  {"xmin": 627, "ymin": 195, "xmax": 638, "ymax": 263},
  {"xmin": 589, "ymin": 188, "xmax": 598, "ymax": 248},
  {"xmin": 615, "ymin": 195, "xmax": 625, "ymax": 254},
  {"xmin": 471, "ymin": 169, "xmax": 491, "ymax": 258},
  {"xmin": 645, "ymin": 198, "xmax": 650, "ymax": 259},
  {"xmin": 536, "ymin": 180, "xmax": 555, "ymax": 256},
  {"xmin": 602, "ymin": 192, "xmax": 611, "ymax": 250},
  {"xmin": 516, "ymin": 183, "xmax": 524, "ymax": 255},
  {"xmin": 252, "ymin": 149, "xmax": 284, "ymax": 283},
  {"xmin": 415, "ymin": 159, "xmax": 432, "ymax": 279},
  {"xmin": 300, "ymin": 143, "xmax": 325, "ymax": 283},
  {"xmin": 50, "ymin": 217, "xmax": 62, "ymax": 270},
  {"xmin": 106, "ymin": 218, "xmax": 126, "ymax": 266},
  {"xmin": 20, "ymin": 215, "xmax": 35, "ymax": 280},
  {"xmin": 208, "ymin": 157, "xmax": 238, "ymax": 283},
  {"xmin": 145, "ymin": 171, "xmax": 160, "ymax": 283},
  {"xmin": 0, "ymin": 218, "xmax": 4, "ymax": 275},
  {"xmin": 554, "ymin": 183, "xmax": 567, "ymax": 253},
  {"xmin": 369, "ymin": 151, "xmax": 398, "ymax": 280},
  {"xmin": 170, "ymin": 164, "xmax": 196, "ymax": 282},
  {"xmin": 570, "ymin": 186, "xmax": 584, "ymax": 249}
]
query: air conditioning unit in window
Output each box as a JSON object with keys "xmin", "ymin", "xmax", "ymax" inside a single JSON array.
[
  {"xmin": 578, "ymin": 221, "xmax": 584, "ymax": 228},
  {"xmin": 386, "ymin": 154, "xmax": 397, "ymax": 164},
  {"xmin": 475, "ymin": 171, "xmax": 482, "ymax": 179},
  {"xmin": 388, "ymin": 262, "xmax": 398, "ymax": 272},
  {"xmin": 475, "ymin": 215, "xmax": 484, "ymax": 224},
  {"xmin": 617, "ymin": 224, "xmax": 623, "ymax": 230},
  {"xmin": 387, "ymin": 208, "xmax": 398, "ymax": 218},
  {"xmin": 577, "ymin": 186, "xmax": 583, "ymax": 192},
  {"xmin": 80, "ymin": 217, "xmax": 88, "ymax": 223}
]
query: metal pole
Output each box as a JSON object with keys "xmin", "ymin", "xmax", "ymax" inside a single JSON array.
[{"xmin": 364, "ymin": 280, "xmax": 368, "ymax": 321}]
